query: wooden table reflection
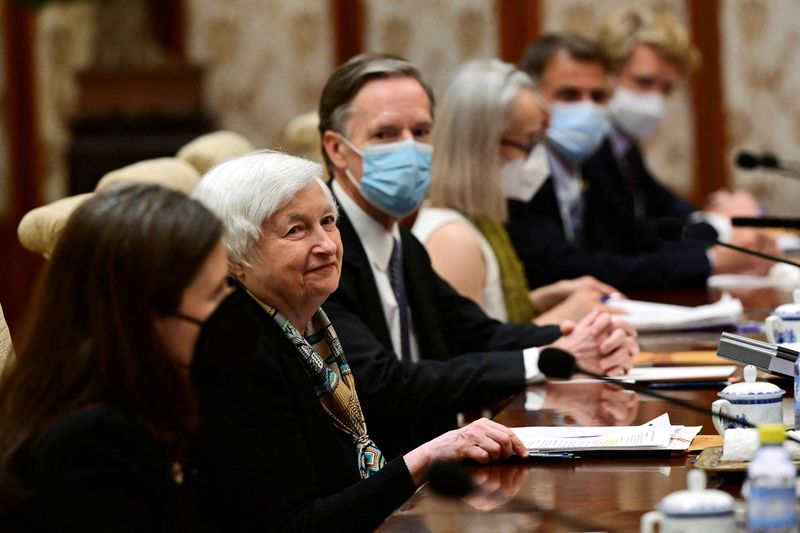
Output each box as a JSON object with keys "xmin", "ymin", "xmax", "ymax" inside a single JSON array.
[{"xmin": 377, "ymin": 287, "xmax": 795, "ymax": 532}]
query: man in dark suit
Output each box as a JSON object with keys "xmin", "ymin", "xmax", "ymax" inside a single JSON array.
[
  {"xmin": 508, "ymin": 33, "xmax": 776, "ymax": 292},
  {"xmin": 596, "ymin": 6, "xmax": 774, "ymax": 242},
  {"xmin": 318, "ymin": 53, "xmax": 639, "ymax": 457}
]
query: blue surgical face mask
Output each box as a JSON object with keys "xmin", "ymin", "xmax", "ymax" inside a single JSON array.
[
  {"xmin": 339, "ymin": 135, "xmax": 433, "ymax": 218},
  {"xmin": 546, "ymin": 102, "xmax": 610, "ymax": 164}
]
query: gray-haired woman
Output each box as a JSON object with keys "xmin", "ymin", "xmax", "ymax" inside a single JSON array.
[
  {"xmin": 414, "ymin": 59, "xmax": 624, "ymax": 326},
  {"xmin": 190, "ymin": 151, "xmax": 527, "ymax": 532}
]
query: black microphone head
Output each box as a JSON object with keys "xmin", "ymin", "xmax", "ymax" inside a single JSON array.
[
  {"xmin": 761, "ymin": 153, "xmax": 779, "ymax": 169},
  {"xmin": 736, "ymin": 151, "xmax": 760, "ymax": 169},
  {"xmin": 656, "ymin": 217, "xmax": 685, "ymax": 242},
  {"xmin": 538, "ymin": 347, "xmax": 578, "ymax": 380},
  {"xmin": 427, "ymin": 461, "xmax": 474, "ymax": 498}
]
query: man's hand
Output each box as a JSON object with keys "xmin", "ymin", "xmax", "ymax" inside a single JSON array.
[
  {"xmin": 551, "ymin": 309, "xmax": 639, "ymax": 376},
  {"xmin": 711, "ymin": 228, "xmax": 781, "ymax": 276}
]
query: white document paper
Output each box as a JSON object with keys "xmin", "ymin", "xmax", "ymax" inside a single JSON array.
[
  {"xmin": 607, "ymin": 365, "xmax": 736, "ymax": 382},
  {"xmin": 512, "ymin": 413, "xmax": 701, "ymax": 452},
  {"xmin": 610, "ymin": 293, "xmax": 742, "ymax": 331},
  {"xmin": 708, "ymin": 262, "xmax": 800, "ymax": 290},
  {"xmin": 551, "ymin": 365, "xmax": 737, "ymax": 384}
]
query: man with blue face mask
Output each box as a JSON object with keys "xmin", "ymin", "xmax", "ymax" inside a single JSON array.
[
  {"xmin": 319, "ymin": 53, "xmax": 638, "ymax": 458},
  {"xmin": 508, "ymin": 32, "xmax": 776, "ymax": 292}
]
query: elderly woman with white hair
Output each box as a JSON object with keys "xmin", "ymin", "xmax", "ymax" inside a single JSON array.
[
  {"xmin": 189, "ymin": 150, "xmax": 528, "ymax": 532},
  {"xmin": 414, "ymin": 59, "xmax": 625, "ymax": 326}
]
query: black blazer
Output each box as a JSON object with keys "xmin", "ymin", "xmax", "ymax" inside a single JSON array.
[
  {"xmin": 506, "ymin": 141, "xmax": 711, "ymax": 291},
  {"xmin": 620, "ymin": 142, "xmax": 698, "ymax": 226},
  {"xmin": 323, "ymin": 200, "xmax": 561, "ymax": 457},
  {"xmin": 5, "ymin": 407, "xmax": 198, "ymax": 532},
  {"xmin": 190, "ymin": 287, "xmax": 417, "ymax": 533}
]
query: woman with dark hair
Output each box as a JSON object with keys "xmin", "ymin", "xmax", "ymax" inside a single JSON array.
[{"xmin": 0, "ymin": 183, "xmax": 230, "ymax": 531}]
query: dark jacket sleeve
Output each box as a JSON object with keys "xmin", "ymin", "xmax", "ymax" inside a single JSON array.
[
  {"xmin": 506, "ymin": 177, "xmax": 712, "ymax": 291},
  {"xmin": 324, "ymin": 297, "xmax": 528, "ymax": 422},
  {"xmin": 191, "ymin": 292, "xmax": 417, "ymax": 533},
  {"xmin": 29, "ymin": 409, "xmax": 181, "ymax": 532}
]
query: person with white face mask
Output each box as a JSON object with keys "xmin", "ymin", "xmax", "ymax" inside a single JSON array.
[
  {"xmin": 414, "ymin": 59, "xmax": 624, "ymax": 326},
  {"xmin": 596, "ymin": 6, "xmax": 778, "ymax": 277}
]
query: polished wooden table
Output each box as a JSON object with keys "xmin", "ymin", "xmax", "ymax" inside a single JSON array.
[{"xmin": 377, "ymin": 286, "xmax": 796, "ymax": 532}]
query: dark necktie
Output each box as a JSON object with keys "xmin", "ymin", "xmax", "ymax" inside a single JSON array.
[
  {"xmin": 618, "ymin": 147, "xmax": 646, "ymax": 221},
  {"xmin": 388, "ymin": 238, "xmax": 411, "ymax": 361}
]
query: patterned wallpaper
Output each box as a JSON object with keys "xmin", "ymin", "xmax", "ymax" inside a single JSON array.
[
  {"xmin": 541, "ymin": 0, "xmax": 696, "ymax": 200},
  {"xmin": 13, "ymin": 0, "xmax": 798, "ymax": 215},
  {"xmin": 722, "ymin": 0, "xmax": 800, "ymax": 216},
  {"xmin": 0, "ymin": 4, "xmax": 8, "ymax": 217},
  {"xmin": 34, "ymin": 3, "xmax": 95, "ymax": 202},
  {"xmin": 185, "ymin": 0, "xmax": 333, "ymax": 150},
  {"xmin": 364, "ymin": 0, "xmax": 499, "ymax": 95}
]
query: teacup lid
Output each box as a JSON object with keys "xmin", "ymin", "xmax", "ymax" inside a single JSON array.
[
  {"xmin": 718, "ymin": 365, "xmax": 785, "ymax": 399},
  {"xmin": 773, "ymin": 289, "xmax": 800, "ymax": 316},
  {"xmin": 659, "ymin": 470, "xmax": 735, "ymax": 516}
]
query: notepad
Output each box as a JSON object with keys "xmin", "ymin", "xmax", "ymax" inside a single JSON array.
[
  {"xmin": 609, "ymin": 293, "xmax": 742, "ymax": 331},
  {"xmin": 511, "ymin": 413, "xmax": 701, "ymax": 453}
]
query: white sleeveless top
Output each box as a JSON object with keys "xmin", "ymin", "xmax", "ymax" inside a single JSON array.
[{"xmin": 412, "ymin": 206, "xmax": 507, "ymax": 322}]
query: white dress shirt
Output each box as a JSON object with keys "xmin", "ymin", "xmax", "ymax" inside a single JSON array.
[
  {"xmin": 333, "ymin": 180, "xmax": 544, "ymax": 380},
  {"xmin": 333, "ymin": 181, "xmax": 421, "ymax": 362}
]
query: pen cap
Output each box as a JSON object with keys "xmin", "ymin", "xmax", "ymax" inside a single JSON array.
[{"xmin": 658, "ymin": 470, "xmax": 735, "ymax": 517}]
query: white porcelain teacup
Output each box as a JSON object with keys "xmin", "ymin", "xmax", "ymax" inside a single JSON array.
[
  {"xmin": 765, "ymin": 289, "xmax": 800, "ymax": 344},
  {"xmin": 640, "ymin": 469, "xmax": 736, "ymax": 533},
  {"xmin": 711, "ymin": 365, "xmax": 785, "ymax": 435}
]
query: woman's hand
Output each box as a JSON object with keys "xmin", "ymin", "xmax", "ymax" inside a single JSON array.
[
  {"xmin": 534, "ymin": 290, "xmax": 626, "ymax": 325},
  {"xmin": 403, "ymin": 418, "xmax": 528, "ymax": 486},
  {"xmin": 529, "ymin": 276, "xmax": 620, "ymax": 313}
]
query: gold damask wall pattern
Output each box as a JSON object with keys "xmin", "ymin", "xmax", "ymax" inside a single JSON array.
[
  {"xmin": 364, "ymin": 0, "xmax": 499, "ymax": 95},
  {"xmin": 541, "ymin": 0, "xmax": 695, "ymax": 200},
  {"xmin": 722, "ymin": 0, "xmax": 800, "ymax": 215},
  {"xmin": 185, "ymin": 0, "xmax": 333, "ymax": 150},
  {"xmin": 34, "ymin": 3, "xmax": 94, "ymax": 203},
  {"xmin": 25, "ymin": 0, "xmax": 798, "ymax": 216}
]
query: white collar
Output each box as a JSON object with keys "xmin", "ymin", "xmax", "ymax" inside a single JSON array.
[
  {"xmin": 333, "ymin": 179, "xmax": 400, "ymax": 273},
  {"xmin": 608, "ymin": 125, "xmax": 634, "ymax": 161}
]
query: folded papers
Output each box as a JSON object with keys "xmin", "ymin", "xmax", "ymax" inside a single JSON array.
[
  {"xmin": 512, "ymin": 413, "xmax": 701, "ymax": 453},
  {"xmin": 611, "ymin": 293, "xmax": 742, "ymax": 331}
]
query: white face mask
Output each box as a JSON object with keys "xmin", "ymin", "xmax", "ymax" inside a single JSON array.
[
  {"xmin": 500, "ymin": 143, "xmax": 550, "ymax": 202},
  {"xmin": 608, "ymin": 87, "xmax": 666, "ymax": 141}
]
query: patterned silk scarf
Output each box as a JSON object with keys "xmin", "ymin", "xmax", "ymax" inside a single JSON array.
[
  {"xmin": 473, "ymin": 217, "xmax": 536, "ymax": 324},
  {"xmin": 248, "ymin": 292, "xmax": 385, "ymax": 479}
]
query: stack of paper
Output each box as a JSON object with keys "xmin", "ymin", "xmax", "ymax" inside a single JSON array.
[
  {"xmin": 511, "ymin": 413, "xmax": 701, "ymax": 453},
  {"xmin": 610, "ymin": 293, "xmax": 742, "ymax": 331},
  {"xmin": 708, "ymin": 262, "xmax": 800, "ymax": 289}
]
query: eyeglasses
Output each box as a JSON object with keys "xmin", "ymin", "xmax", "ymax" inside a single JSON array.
[
  {"xmin": 173, "ymin": 311, "xmax": 205, "ymax": 327},
  {"xmin": 500, "ymin": 133, "xmax": 544, "ymax": 156}
]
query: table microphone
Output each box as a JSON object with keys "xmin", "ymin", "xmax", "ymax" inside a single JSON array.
[
  {"xmin": 736, "ymin": 150, "xmax": 800, "ymax": 178},
  {"xmin": 657, "ymin": 217, "xmax": 800, "ymax": 269},
  {"xmin": 538, "ymin": 347, "xmax": 800, "ymax": 445}
]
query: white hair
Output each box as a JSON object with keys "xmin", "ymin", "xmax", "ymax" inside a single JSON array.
[
  {"xmin": 430, "ymin": 59, "xmax": 535, "ymax": 221},
  {"xmin": 192, "ymin": 150, "xmax": 333, "ymax": 266}
]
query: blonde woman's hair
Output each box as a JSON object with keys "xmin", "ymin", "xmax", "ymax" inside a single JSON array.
[
  {"xmin": 429, "ymin": 59, "xmax": 535, "ymax": 222},
  {"xmin": 596, "ymin": 5, "xmax": 700, "ymax": 75}
]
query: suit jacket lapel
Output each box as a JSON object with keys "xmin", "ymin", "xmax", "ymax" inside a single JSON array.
[{"xmin": 333, "ymin": 193, "xmax": 394, "ymax": 350}]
